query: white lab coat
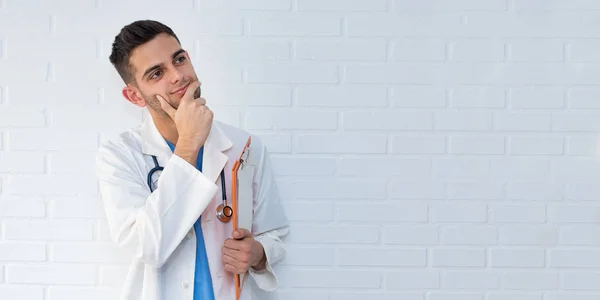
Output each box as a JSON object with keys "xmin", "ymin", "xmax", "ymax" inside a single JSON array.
[{"xmin": 95, "ymin": 115, "xmax": 289, "ymax": 300}]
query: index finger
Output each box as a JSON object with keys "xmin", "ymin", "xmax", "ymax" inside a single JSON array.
[
  {"xmin": 232, "ymin": 228, "xmax": 251, "ymax": 239},
  {"xmin": 155, "ymin": 94, "xmax": 176, "ymax": 119}
]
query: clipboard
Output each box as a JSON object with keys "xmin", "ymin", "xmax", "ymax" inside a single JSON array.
[{"xmin": 231, "ymin": 136, "xmax": 255, "ymax": 300}]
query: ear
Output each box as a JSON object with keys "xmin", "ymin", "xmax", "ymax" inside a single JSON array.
[{"xmin": 122, "ymin": 85, "xmax": 147, "ymax": 108}]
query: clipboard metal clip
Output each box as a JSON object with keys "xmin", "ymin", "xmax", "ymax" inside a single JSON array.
[{"xmin": 239, "ymin": 146, "xmax": 251, "ymax": 170}]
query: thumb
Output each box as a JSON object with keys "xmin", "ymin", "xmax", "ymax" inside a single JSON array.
[
  {"xmin": 156, "ymin": 94, "xmax": 176, "ymax": 119},
  {"xmin": 233, "ymin": 228, "xmax": 251, "ymax": 239}
]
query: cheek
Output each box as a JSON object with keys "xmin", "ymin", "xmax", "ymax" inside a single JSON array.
[
  {"xmin": 141, "ymin": 85, "xmax": 162, "ymax": 101},
  {"xmin": 182, "ymin": 64, "xmax": 197, "ymax": 79},
  {"xmin": 138, "ymin": 89, "xmax": 160, "ymax": 108}
]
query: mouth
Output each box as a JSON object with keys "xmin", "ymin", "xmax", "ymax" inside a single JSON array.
[{"xmin": 171, "ymin": 83, "xmax": 190, "ymax": 95}]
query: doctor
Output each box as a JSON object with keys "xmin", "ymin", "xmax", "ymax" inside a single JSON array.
[{"xmin": 95, "ymin": 20, "xmax": 289, "ymax": 300}]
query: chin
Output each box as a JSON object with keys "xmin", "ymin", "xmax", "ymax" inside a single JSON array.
[{"xmin": 170, "ymin": 99, "xmax": 182, "ymax": 109}]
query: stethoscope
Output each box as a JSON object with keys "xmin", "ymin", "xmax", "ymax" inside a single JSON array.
[{"xmin": 147, "ymin": 155, "xmax": 233, "ymax": 223}]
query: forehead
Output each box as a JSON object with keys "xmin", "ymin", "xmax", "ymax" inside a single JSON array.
[{"xmin": 129, "ymin": 33, "xmax": 182, "ymax": 76}]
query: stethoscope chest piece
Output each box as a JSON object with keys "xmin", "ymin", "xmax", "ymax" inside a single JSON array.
[{"xmin": 216, "ymin": 203, "xmax": 233, "ymax": 222}]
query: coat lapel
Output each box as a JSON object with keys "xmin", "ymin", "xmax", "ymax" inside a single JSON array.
[
  {"xmin": 139, "ymin": 114, "xmax": 233, "ymax": 184},
  {"xmin": 140, "ymin": 115, "xmax": 172, "ymax": 159},
  {"xmin": 201, "ymin": 123, "xmax": 233, "ymax": 183}
]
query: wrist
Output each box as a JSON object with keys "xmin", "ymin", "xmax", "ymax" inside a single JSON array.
[
  {"xmin": 176, "ymin": 136, "xmax": 203, "ymax": 150},
  {"xmin": 173, "ymin": 138, "xmax": 201, "ymax": 166},
  {"xmin": 251, "ymin": 242, "xmax": 267, "ymax": 271}
]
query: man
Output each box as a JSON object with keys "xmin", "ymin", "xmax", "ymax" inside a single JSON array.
[{"xmin": 95, "ymin": 20, "xmax": 289, "ymax": 300}]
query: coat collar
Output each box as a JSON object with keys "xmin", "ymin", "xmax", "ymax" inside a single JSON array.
[{"xmin": 139, "ymin": 114, "xmax": 233, "ymax": 184}]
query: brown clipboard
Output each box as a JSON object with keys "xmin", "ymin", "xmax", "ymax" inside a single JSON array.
[{"xmin": 231, "ymin": 136, "xmax": 252, "ymax": 300}]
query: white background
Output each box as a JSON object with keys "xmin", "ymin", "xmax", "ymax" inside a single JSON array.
[{"xmin": 2, "ymin": 0, "xmax": 600, "ymax": 299}]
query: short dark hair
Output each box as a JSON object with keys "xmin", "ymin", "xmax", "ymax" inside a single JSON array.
[{"xmin": 109, "ymin": 20, "xmax": 180, "ymax": 84}]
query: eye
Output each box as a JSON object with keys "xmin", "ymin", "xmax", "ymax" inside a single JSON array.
[
  {"xmin": 175, "ymin": 55, "xmax": 186, "ymax": 64},
  {"xmin": 150, "ymin": 70, "xmax": 162, "ymax": 79}
]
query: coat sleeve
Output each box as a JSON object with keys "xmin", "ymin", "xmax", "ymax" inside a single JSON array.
[
  {"xmin": 246, "ymin": 137, "xmax": 290, "ymax": 291},
  {"xmin": 96, "ymin": 140, "xmax": 218, "ymax": 268}
]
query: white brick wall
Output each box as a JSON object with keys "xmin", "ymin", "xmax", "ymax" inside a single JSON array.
[{"xmin": 1, "ymin": 0, "xmax": 600, "ymax": 299}]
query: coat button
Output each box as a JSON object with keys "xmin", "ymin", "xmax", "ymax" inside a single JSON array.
[{"xmin": 182, "ymin": 280, "xmax": 189, "ymax": 289}]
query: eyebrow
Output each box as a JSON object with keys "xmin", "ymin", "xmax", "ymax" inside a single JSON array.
[{"xmin": 141, "ymin": 49, "xmax": 187, "ymax": 79}]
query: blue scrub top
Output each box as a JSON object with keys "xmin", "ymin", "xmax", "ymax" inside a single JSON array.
[{"xmin": 165, "ymin": 140, "xmax": 215, "ymax": 300}]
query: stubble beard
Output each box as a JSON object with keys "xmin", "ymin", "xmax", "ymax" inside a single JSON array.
[{"xmin": 141, "ymin": 91, "xmax": 174, "ymax": 120}]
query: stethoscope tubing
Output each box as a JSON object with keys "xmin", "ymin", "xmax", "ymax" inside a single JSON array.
[{"xmin": 147, "ymin": 155, "xmax": 232, "ymax": 222}]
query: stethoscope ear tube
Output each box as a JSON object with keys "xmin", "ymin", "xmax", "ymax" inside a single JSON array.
[{"xmin": 147, "ymin": 156, "xmax": 164, "ymax": 193}]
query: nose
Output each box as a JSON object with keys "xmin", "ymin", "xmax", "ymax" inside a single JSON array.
[{"xmin": 169, "ymin": 67, "xmax": 184, "ymax": 85}]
